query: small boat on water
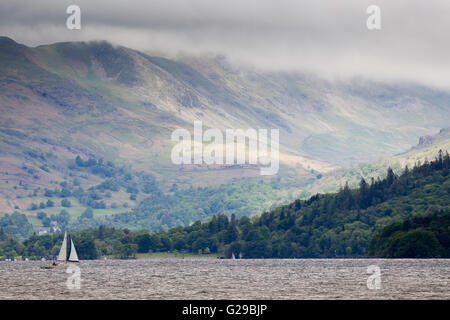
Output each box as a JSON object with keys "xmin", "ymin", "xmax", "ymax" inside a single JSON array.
[{"xmin": 41, "ymin": 231, "xmax": 79, "ymax": 269}]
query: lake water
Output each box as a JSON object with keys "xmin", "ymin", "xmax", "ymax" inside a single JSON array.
[{"xmin": 0, "ymin": 259, "xmax": 448, "ymax": 299}]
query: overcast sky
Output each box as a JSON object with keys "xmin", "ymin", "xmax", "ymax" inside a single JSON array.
[{"xmin": 1, "ymin": 0, "xmax": 450, "ymax": 89}]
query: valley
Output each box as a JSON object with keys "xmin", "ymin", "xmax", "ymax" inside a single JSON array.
[{"xmin": 0, "ymin": 36, "xmax": 449, "ymax": 234}]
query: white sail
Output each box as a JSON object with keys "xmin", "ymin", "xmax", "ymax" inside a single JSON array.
[
  {"xmin": 231, "ymin": 252, "xmax": 235, "ymax": 259},
  {"xmin": 68, "ymin": 238, "xmax": 79, "ymax": 262},
  {"xmin": 57, "ymin": 231, "xmax": 68, "ymax": 261}
]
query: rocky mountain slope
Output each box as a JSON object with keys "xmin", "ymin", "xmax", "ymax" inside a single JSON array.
[{"xmin": 0, "ymin": 36, "xmax": 449, "ymax": 230}]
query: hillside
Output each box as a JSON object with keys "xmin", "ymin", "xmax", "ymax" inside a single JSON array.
[
  {"xmin": 305, "ymin": 127, "xmax": 450, "ymax": 196},
  {"xmin": 139, "ymin": 152, "xmax": 450, "ymax": 258},
  {"xmin": 1, "ymin": 36, "xmax": 450, "ymax": 232},
  {"xmin": 368, "ymin": 211, "xmax": 450, "ymax": 258},
  {"xmin": 2, "ymin": 151, "xmax": 448, "ymax": 260}
]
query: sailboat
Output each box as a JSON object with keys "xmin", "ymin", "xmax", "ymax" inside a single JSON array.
[
  {"xmin": 42, "ymin": 231, "xmax": 79, "ymax": 269},
  {"xmin": 57, "ymin": 231, "xmax": 79, "ymax": 263}
]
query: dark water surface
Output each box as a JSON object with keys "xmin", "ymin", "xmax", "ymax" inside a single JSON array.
[{"xmin": 0, "ymin": 259, "xmax": 448, "ymax": 299}]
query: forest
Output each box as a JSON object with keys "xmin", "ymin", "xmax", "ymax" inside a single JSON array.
[
  {"xmin": 21, "ymin": 155, "xmax": 289, "ymax": 232},
  {"xmin": 0, "ymin": 151, "xmax": 448, "ymax": 259},
  {"xmin": 147, "ymin": 151, "xmax": 448, "ymax": 259},
  {"xmin": 368, "ymin": 211, "xmax": 450, "ymax": 258}
]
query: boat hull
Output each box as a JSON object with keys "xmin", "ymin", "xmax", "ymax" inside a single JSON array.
[{"xmin": 40, "ymin": 261, "xmax": 78, "ymax": 269}]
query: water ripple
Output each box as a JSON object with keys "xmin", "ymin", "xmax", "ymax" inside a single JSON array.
[{"xmin": 0, "ymin": 259, "xmax": 448, "ymax": 299}]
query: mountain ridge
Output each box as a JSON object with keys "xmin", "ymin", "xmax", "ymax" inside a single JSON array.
[{"xmin": 1, "ymin": 36, "xmax": 450, "ymax": 231}]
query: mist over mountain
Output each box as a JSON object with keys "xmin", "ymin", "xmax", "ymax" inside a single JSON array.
[
  {"xmin": 1, "ymin": 36, "xmax": 449, "ymax": 161},
  {"xmin": 0, "ymin": 37, "xmax": 449, "ymax": 229}
]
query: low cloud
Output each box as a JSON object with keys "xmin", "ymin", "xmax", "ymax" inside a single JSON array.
[{"xmin": 1, "ymin": 0, "xmax": 450, "ymax": 89}]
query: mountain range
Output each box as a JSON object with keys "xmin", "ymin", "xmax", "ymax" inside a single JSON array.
[{"xmin": 0, "ymin": 36, "xmax": 449, "ymax": 231}]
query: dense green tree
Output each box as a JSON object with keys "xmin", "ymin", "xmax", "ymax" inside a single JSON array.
[
  {"xmin": 135, "ymin": 233, "xmax": 152, "ymax": 253},
  {"xmin": 0, "ymin": 212, "xmax": 34, "ymax": 239},
  {"xmin": 73, "ymin": 234, "xmax": 98, "ymax": 259},
  {"xmin": 61, "ymin": 199, "xmax": 71, "ymax": 208},
  {"xmin": 80, "ymin": 208, "xmax": 94, "ymax": 220},
  {"xmin": 368, "ymin": 211, "xmax": 450, "ymax": 258}
]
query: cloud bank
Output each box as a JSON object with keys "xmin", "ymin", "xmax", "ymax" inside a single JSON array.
[{"xmin": 1, "ymin": 0, "xmax": 450, "ymax": 89}]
